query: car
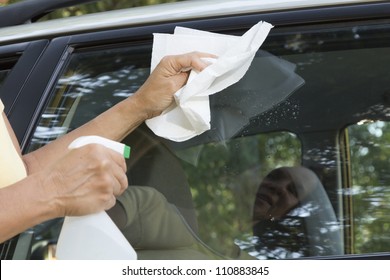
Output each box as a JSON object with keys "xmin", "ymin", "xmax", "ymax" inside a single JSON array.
[{"xmin": 0, "ymin": 0, "xmax": 390, "ymax": 260}]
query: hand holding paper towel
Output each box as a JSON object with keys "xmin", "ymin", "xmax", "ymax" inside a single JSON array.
[{"xmin": 146, "ymin": 21, "xmax": 273, "ymax": 142}]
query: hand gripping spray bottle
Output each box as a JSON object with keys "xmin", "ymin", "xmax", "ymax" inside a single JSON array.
[{"xmin": 56, "ymin": 136, "xmax": 137, "ymax": 260}]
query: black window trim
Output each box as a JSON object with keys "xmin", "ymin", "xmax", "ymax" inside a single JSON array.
[{"xmin": 0, "ymin": 40, "xmax": 48, "ymax": 113}]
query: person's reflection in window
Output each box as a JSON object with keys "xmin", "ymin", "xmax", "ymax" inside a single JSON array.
[{"xmin": 239, "ymin": 166, "xmax": 342, "ymax": 259}]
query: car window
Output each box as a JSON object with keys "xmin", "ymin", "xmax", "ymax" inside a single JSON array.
[
  {"xmin": 346, "ymin": 121, "xmax": 390, "ymax": 254},
  {"xmin": 26, "ymin": 45, "xmax": 151, "ymax": 151},
  {"xmin": 26, "ymin": 20, "xmax": 390, "ymax": 260}
]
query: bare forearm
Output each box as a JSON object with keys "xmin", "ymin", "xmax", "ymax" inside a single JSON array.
[
  {"xmin": 24, "ymin": 96, "xmax": 147, "ymax": 174},
  {"xmin": 23, "ymin": 52, "xmax": 212, "ymax": 173},
  {"xmin": 0, "ymin": 52, "xmax": 212, "ymax": 243},
  {"xmin": 82, "ymin": 95, "xmax": 149, "ymax": 141}
]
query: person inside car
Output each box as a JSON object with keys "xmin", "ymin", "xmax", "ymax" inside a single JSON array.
[
  {"xmin": 245, "ymin": 166, "xmax": 342, "ymax": 259},
  {"xmin": 0, "ymin": 51, "xmax": 214, "ymax": 243},
  {"xmin": 252, "ymin": 166, "xmax": 314, "ymax": 223}
]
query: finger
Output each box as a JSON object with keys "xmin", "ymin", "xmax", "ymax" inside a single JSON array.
[
  {"xmin": 168, "ymin": 51, "xmax": 217, "ymax": 74},
  {"xmin": 114, "ymin": 172, "xmax": 129, "ymax": 196},
  {"xmin": 104, "ymin": 194, "xmax": 117, "ymax": 210},
  {"xmin": 73, "ymin": 143, "xmax": 127, "ymax": 174},
  {"xmin": 88, "ymin": 145, "xmax": 128, "ymax": 194},
  {"xmin": 112, "ymin": 167, "xmax": 128, "ymax": 196},
  {"xmin": 104, "ymin": 147, "xmax": 127, "ymax": 173},
  {"xmin": 189, "ymin": 52, "xmax": 218, "ymax": 72}
]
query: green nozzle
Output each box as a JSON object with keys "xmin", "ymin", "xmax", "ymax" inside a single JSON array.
[{"xmin": 124, "ymin": 145, "xmax": 131, "ymax": 159}]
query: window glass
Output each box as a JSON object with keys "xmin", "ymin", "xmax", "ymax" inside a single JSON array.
[
  {"xmin": 26, "ymin": 21, "xmax": 390, "ymax": 260},
  {"xmin": 26, "ymin": 42, "xmax": 304, "ymax": 259},
  {"xmin": 347, "ymin": 121, "xmax": 390, "ymax": 254},
  {"xmin": 26, "ymin": 46, "xmax": 151, "ymax": 151},
  {"xmin": 179, "ymin": 132, "xmax": 301, "ymax": 258}
]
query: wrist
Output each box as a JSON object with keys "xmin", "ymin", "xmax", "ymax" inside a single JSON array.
[
  {"xmin": 34, "ymin": 171, "xmax": 65, "ymax": 219},
  {"xmin": 128, "ymin": 91, "xmax": 155, "ymax": 120}
]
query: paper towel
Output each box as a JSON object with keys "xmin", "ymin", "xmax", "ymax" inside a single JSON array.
[{"xmin": 145, "ymin": 21, "xmax": 274, "ymax": 142}]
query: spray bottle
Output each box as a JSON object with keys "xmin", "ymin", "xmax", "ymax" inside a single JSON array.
[{"xmin": 56, "ymin": 136, "xmax": 137, "ymax": 260}]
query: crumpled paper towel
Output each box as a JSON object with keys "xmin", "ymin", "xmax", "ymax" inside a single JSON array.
[{"xmin": 145, "ymin": 21, "xmax": 273, "ymax": 142}]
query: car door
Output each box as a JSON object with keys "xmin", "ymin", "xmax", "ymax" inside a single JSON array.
[{"xmin": 4, "ymin": 1, "xmax": 390, "ymax": 260}]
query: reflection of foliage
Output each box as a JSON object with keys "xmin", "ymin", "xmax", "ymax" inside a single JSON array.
[
  {"xmin": 237, "ymin": 200, "xmax": 342, "ymax": 259},
  {"xmin": 348, "ymin": 121, "xmax": 390, "ymax": 253},
  {"xmin": 28, "ymin": 46, "xmax": 150, "ymax": 151},
  {"xmin": 181, "ymin": 133, "xmax": 301, "ymax": 257},
  {"xmin": 244, "ymin": 217, "xmax": 309, "ymax": 259},
  {"xmin": 61, "ymin": 49, "xmax": 150, "ymax": 127},
  {"xmin": 2, "ymin": 0, "xmax": 183, "ymax": 20}
]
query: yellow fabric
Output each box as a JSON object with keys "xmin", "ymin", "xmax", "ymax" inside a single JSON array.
[{"xmin": 0, "ymin": 99, "xmax": 27, "ymax": 188}]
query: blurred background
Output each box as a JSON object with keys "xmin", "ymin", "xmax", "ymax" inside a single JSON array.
[{"xmin": 0, "ymin": 0, "xmax": 184, "ymax": 20}]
